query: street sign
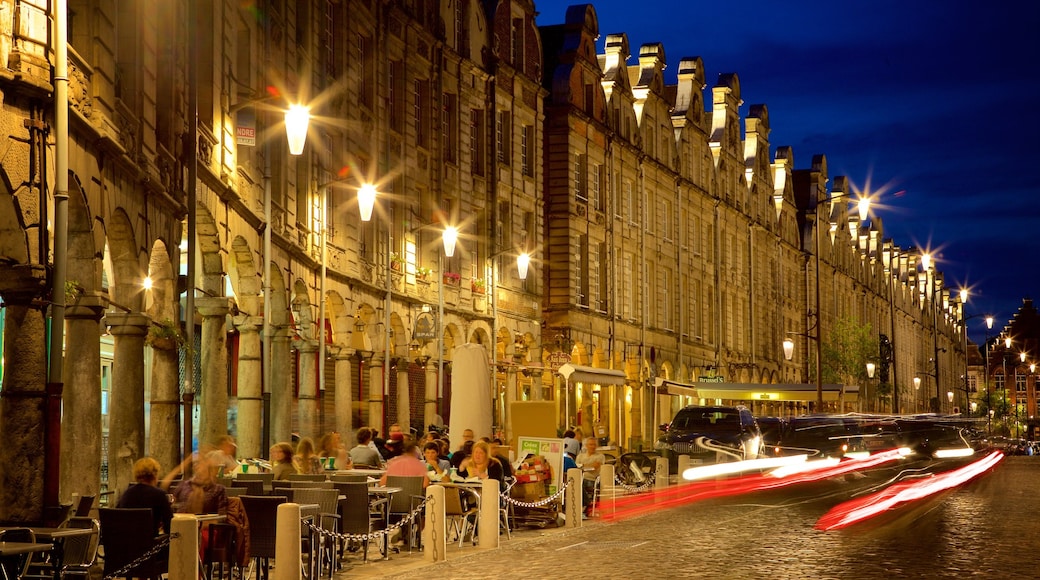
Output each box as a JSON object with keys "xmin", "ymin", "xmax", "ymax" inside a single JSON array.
[{"xmin": 548, "ymin": 352, "xmax": 571, "ymax": 372}]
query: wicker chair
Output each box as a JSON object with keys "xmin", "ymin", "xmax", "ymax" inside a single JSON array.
[
  {"xmin": 97, "ymin": 508, "xmax": 168, "ymax": 580},
  {"xmin": 239, "ymin": 495, "xmax": 285, "ymax": 580}
]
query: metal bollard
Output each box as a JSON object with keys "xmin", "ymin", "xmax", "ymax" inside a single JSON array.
[
  {"xmin": 477, "ymin": 479, "xmax": 499, "ymax": 550},
  {"xmin": 677, "ymin": 454, "xmax": 691, "ymax": 480},
  {"xmin": 274, "ymin": 502, "xmax": 302, "ymax": 580},
  {"xmin": 168, "ymin": 514, "xmax": 198, "ymax": 580},
  {"xmin": 565, "ymin": 468, "xmax": 583, "ymax": 528},
  {"xmin": 424, "ymin": 484, "xmax": 446, "ymax": 562},
  {"xmin": 598, "ymin": 463, "xmax": 615, "ymax": 517},
  {"xmin": 655, "ymin": 456, "xmax": 669, "ymax": 490}
]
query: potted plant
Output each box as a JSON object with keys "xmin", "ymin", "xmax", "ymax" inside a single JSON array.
[
  {"xmin": 390, "ymin": 252, "xmax": 405, "ymax": 272},
  {"xmin": 146, "ymin": 318, "xmax": 184, "ymax": 350},
  {"xmin": 471, "ymin": 277, "xmax": 487, "ymax": 294},
  {"xmin": 443, "ymin": 271, "xmax": 461, "ymax": 286},
  {"xmin": 416, "ymin": 266, "xmax": 432, "ymax": 281}
]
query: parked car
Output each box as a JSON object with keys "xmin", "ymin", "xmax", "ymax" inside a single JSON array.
[
  {"xmin": 773, "ymin": 415, "xmax": 867, "ymax": 458},
  {"xmin": 656, "ymin": 405, "xmax": 762, "ymax": 469}
]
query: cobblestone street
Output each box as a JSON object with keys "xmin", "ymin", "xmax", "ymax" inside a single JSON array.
[{"xmin": 338, "ymin": 456, "xmax": 1040, "ymax": 579}]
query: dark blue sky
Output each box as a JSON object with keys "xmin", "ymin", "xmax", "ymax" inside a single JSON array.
[{"xmin": 556, "ymin": 1, "xmax": 1040, "ymax": 344}]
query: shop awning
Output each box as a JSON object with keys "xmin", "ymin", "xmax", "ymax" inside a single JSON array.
[
  {"xmin": 654, "ymin": 378, "xmax": 858, "ymax": 402},
  {"xmin": 557, "ymin": 363, "xmax": 627, "ymax": 386}
]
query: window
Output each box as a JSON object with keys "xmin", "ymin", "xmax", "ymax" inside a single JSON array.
[
  {"xmin": 624, "ymin": 180, "xmax": 635, "ymax": 224},
  {"xmin": 577, "ymin": 234, "xmax": 590, "ymax": 307},
  {"xmin": 574, "ymin": 153, "xmax": 588, "ymax": 202},
  {"xmin": 356, "ymin": 33, "xmax": 373, "ymax": 109},
  {"xmin": 521, "ymin": 125, "xmax": 533, "ymax": 176},
  {"xmin": 1017, "ymin": 372, "xmax": 1026, "ymax": 392},
  {"xmin": 443, "ymin": 93, "xmax": 458, "ymax": 162},
  {"xmin": 389, "ymin": 60, "xmax": 404, "ymax": 132},
  {"xmin": 496, "ymin": 111, "xmax": 510, "ymax": 164},
  {"xmin": 414, "ymin": 80, "xmax": 430, "ymax": 148},
  {"xmin": 598, "ymin": 241, "xmax": 609, "ymax": 312},
  {"xmin": 471, "ymin": 109, "xmax": 485, "ymax": 176},
  {"xmin": 590, "ymin": 164, "xmax": 604, "ymax": 212},
  {"xmin": 511, "ymin": 18, "xmax": 523, "ymax": 64},
  {"xmin": 661, "ymin": 198, "xmax": 673, "ymax": 241}
]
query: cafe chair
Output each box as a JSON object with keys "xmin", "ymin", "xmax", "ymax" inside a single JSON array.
[
  {"xmin": 329, "ymin": 474, "xmax": 367, "ymax": 483},
  {"xmin": 0, "ymin": 527, "xmax": 38, "ymax": 580},
  {"xmin": 230, "ymin": 479, "xmax": 265, "ymax": 496},
  {"xmin": 384, "ymin": 476, "xmax": 426, "ymax": 552},
  {"xmin": 337, "ymin": 482, "xmax": 381, "ymax": 563},
  {"xmin": 287, "ymin": 474, "xmax": 327, "ymax": 483},
  {"xmin": 239, "ymin": 495, "xmax": 285, "ymax": 580},
  {"xmin": 202, "ymin": 522, "xmax": 238, "ymax": 580},
  {"xmin": 291, "ymin": 488, "xmax": 340, "ymax": 577},
  {"xmin": 98, "ymin": 508, "xmax": 168, "ymax": 580}
]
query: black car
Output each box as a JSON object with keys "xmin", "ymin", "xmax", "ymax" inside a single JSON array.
[{"xmin": 656, "ymin": 405, "xmax": 763, "ymax": 468}]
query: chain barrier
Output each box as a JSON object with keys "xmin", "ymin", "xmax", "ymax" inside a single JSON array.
[
  {"xmin": 302, "ymin": 495, "xmax": 431, "ymax": 544},
  {"xmin": 501, "ymin": 478, "xmax": 571, "ymax": 508},
  {"xmin": 613, "ymin": 471, "xmax": 656, "ymax": 492},
  {"xmin": 102, "ymin": 532, "xmax": 177, "ymax": 580}
]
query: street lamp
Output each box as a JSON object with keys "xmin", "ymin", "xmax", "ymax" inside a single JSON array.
[
  {"xmin": 985, "ymin": 315, "xmax": 994, "ymax": 433},
  {"xmin": 920, "ymin": 252, "xmax": 942, "ymax": 413},
  {"xmin": 913, "ymin": 376, "xmax": 922, "ymax": 412},
  {"xmin": 489, "ymin": 248, "xmax": 532, "ymax": 442}
]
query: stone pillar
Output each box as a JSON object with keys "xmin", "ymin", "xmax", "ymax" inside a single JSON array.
[
  {"xmin": 196, "ymin": 297, "xmax": 230, "ymax": 447},
  {"xmin": 61, "ymin": 295, "xmax": 105, "ymax": 504},
  {"xmin": 296, "ymin": 339, "xmax": 319, "ymax": 440},
  {"xmin": 530, "ymin": 368, "xmax": 544, "ymax": 401},
  {"xmin": 629, "ymin": 381, "xmax": 642, "ymax": 449},
  {"xmin": 424, "ymin": 358, "xmax": 438, "ymax": 430},
  {"xmin": 104, "ymin": 311, "xmax": 150, "ymax": 504},
  {"xmin": 334, "ymin": 347, "xmax": 355, "ymax": 439},
  {"xmin": 147, "ymin": 319, "xmax": 182, "ymax": 472},
  {"xmin": 504, "ymin": 366, "xmax": 518, "ymax": 446},
  {"xmin": 397, "ymin": 359, "xmax": 410, "ymax": 435},
  {"xmin": 0, "ymin": 266, "xmax": 48, "ymax": 523},
  {"xmin": 233, "ymin": 316, "xmax": 264, "ymax": 459},
  {"xmin": 369, "ymin": 353, "xmax": 385, "ymax": 436},
  {"xmin": 270, "ymin": 323, "xmax": 293, "ymax": 445}
]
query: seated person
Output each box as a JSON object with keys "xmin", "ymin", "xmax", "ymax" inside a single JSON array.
[
  {"xmin": 575, "ymin": 437, "xmax": 605, "ymax": 515},
  {"xmin": 207, "ymin": 435, "xmax": 240, "ymax": 477},
  {"xmin": 380, "ymin": 441, "xmax": 430, "ymax": 488},
  {"xmin": 168, "ymin": 453, "xmax": 229, "ymax": 516},
  {"xmin": 423, "ymin": 441, "xmax": 452, "ymax": 482},
  {"xmin": 117, "ymin": 457, "xmax": 174, "ymax": 535},
  {"xmin": 348, "ymin": 427, "xmax": 384, "ymax": 468},
  {"xmin": 269, "ymin": 442, "xmax": 298, "ymax": 480},
  {"xmin": 458, "ymin": 441, "xmax": 504, "ymax": 489},
  {"xmin": 490, "ymin": 438, "xmax": 513, "ymax": 480}
]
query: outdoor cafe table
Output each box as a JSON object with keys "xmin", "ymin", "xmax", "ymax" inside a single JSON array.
[
  {"xmin": 331, "ymin": 468, "xmax": 386, "ymax": 477},
  {"xmin": 0, "ymin": 526, "xmax": 94, "ymax": 580},
  {"xmin": 0, "ymin": 541, "xmax": 54, "ymax": 580}
]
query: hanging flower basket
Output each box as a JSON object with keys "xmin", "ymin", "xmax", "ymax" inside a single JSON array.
[
  {"xmin": 146, "ymin": 318, "xmax": 184, "ymax": 350},
  {"xmin": 416, "ymin": 266, "xmax": 432, "ymax": 282},
  {"xmin": 443, "ymin": 272, "xmax": 461, "ymax": 286},
  {"xmin": 471, "ymin": 278, "xmax": 487, "ymax": 294}
]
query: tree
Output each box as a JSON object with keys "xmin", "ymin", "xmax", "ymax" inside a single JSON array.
[{"xmin": 819, "ymin": 317, "xmax": 879, "ymax": 411}]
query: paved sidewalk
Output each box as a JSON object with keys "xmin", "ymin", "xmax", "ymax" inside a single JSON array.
[{"xmin": 332, "ymin": 515, "xmax": 597, "ymax": 579}]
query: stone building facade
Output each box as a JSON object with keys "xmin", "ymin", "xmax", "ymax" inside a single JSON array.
[{"xmin": 0, "ymin": 0, "xmax": 967, "ymax": 523}]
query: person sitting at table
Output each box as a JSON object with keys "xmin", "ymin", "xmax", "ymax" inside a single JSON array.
[
  {"xmin": 295, "ymin": 437, "xmax": 324, "ymax": 475},
  {"xmin": 576, "ymin": 436, "xmax": 605, "ymax": 516},
  {"xmin": 318, "ymin": 431, "xmax": 353, "ymax": 470},
  {"xmin": 423, "ymin": 441, "xmax": 451, "ymax": 482},
  {"xmin": 207, "ymin": 435, "xmax": 240, "ymax": 477},
  {"xmin": 169, "ymin": 452, "xmax": 229, "ymax": 516},
  {"xmin": 458, "ymin": 441, "xmax": 504, "ymax": 489},
  {"xmin": 117, "ymin": 457, "xmax": 174, "ymax": 535},
  {"xmin": 348, "ymin": 427, "xmax": 384, "ymax": 468},
  {"xmin": 380, "ymin": 441, "xmax": 430, "ymax": 488},
  {"xmin": 489, "ymin": 438, "xmax": 513, "ymax": 479},
  {"xmin": 450, "ymin": 440, "xmax": 474, "ymax": 470},
  {"xmin": 270, "ymin": 442, "xmax": 298, "ymax": 480}
]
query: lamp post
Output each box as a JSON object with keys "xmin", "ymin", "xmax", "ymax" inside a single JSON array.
[
  {"xmin": 489, "ymin": 249, "xmax": 531, "ymax": 442},
  {"xmin": 799, "ymin": 193, "xmax": 870, "ymax": 410},
  {"xmin": 985, "ymin": 316, "xmax": 994, "ymax": 433},
  {"xmin": 913, "ymin": 376, "xmax": 922, "ymax": 413},
  {"xmin": 1002, "ymin": 335, "xmax": 1011, "ymax": 436},
  {"xmin": 920, "ymin": 252, "xmax": 941, "ymax": 413}
]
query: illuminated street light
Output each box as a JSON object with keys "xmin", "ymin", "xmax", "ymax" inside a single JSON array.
[{"xmin": 284, "ymin": 104, "xmax": 311, "ymax": 155}]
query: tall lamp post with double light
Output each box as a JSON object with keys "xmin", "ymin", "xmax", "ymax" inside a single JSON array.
[
  {"xmin": 920, "ymin": 252, "xmax": 943, "ymax": 413},
  {"xmin": 794, "ymin": 194, "xmax": 871, "ymax": 410},
  {"xmin": 489, "ymin": 249, "xmax": 531, "ymax": 442}
]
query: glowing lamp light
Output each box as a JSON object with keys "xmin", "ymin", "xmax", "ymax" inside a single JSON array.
[
  {"xmin": 782, "ymin": 338, "xmax": 794, "ymax": 361},
  {"xmin": 866, "ymin": 362, "xmax": 876, "ymax": 379},
  {"xmin": 1021, "ymin": 352, "xmax": 1027, "ymax": 363},
  {"xmin": 986, "ymin": 316, "xmax": 993, "ymax": 330},
  {"xmin": 913, "ymin": 377, "xmax": 921, "ymax": 390},
  {"xmin": 142, "ymin": 277, "xmax": 153, "ymax": 290},
  {"xmin": 959, "ymin": 288, "xmax": 968, "ymax": 302},
  {"xmin": 1005, "ymin": 336, "xmax": 1012, "ymax": 349},
  {"xmin": 517, "ymin": 252, "xmax": 531, "ymax": 281},
  {"xmin": 357, "ymin": 184, "xmax": 377, "ymax": 222},
  {"xmin": 284, "ymin": 104, "xmax": 311, "ymax": 155},
  {"xmin": 857, "ymin": 197, "xmax": 870, "ymax": 221},
  {"xmin": 442, "ymin": 226, "xmax": 458, "ymax": 257},
  {"xmin": 921, "ymin": 252, "xmax": 932, "ymax": 271}
]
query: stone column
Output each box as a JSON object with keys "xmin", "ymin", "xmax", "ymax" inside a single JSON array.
[
  {"xmin": 629, "ymin": 381, "xmax": 642, "ymax": 449},
  {"xmin": 296, "ymin": 339, "xmax": 319, "ymax": 440},
  {"xmin": 0, "ymin": 266, "xmax": 48, "ymax": 523},
  {"xmin": 196, "ymin": 297, "xmax": 230, "ymax": 448},
  {"xmin": 397, "ymin": 359, "xmax": 410, "ymax": 434},
  {"xmin": 104, "ymin": 311, "xmax": 150, "ymax": 504},
  {"xmin": 530, "ymin": 368, "xmax": 544, "ymax": 401},
  {"xmin": 233, "ymin": 316, "xmax": 264, "ymax": 459},
  {"xmin": 424, "ymin": 358, "xmax": 438, "ymax": 430},
  {"xmin": 61, "ymin": 294, "xmax": 105, "ymax": 504},
  {"xmin": 334, "ymin": 347, "xmax": 355, "ymax": 438},
  {"xmin": 369, "ymin": 353, "xmax": 385, "ymax": 436},
  {"xmin": 148, "ymin": 325, "xmax": 182, "ymax": 472},
  {"xmin": 270, "ymin": 323, "xmax": 293, "ymax": 445},
  {"xmin": 504, "ymin": 366, "xmax": 518, "ymax": 446}
]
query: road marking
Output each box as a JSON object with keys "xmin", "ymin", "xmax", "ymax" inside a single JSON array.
[{"xmin": 556, "ymin": 541, "xmax": 588, "ymax": 551}]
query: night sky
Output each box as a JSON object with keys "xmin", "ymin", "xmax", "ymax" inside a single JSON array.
[{"xmin": 550, "ymin": 1, "xmax": 1040, "ymax": 344}]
